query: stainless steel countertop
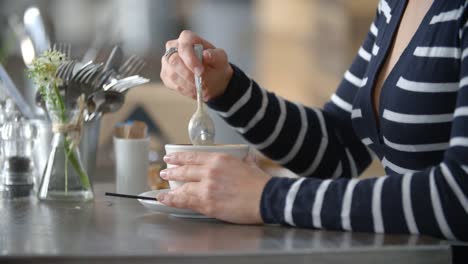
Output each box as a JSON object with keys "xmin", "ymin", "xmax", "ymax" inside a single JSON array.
[{"xmin": 0, "ymin": 182, "xmax": 451, "ymax": 264}]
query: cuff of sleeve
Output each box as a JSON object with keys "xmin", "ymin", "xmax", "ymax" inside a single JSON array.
[
  {"xmin": 206, "ymin": 64, "xmax": 251, "ymax": 112},
  {"xmin": 260, "ymin": 177, "xmax": 299, "ymax": 224}
]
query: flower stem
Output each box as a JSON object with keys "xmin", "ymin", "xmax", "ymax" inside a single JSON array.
[
  {"xmin": 65, "ymin": 151, "xmax": 68, "ymax": 193},
  {"xmin": 52, "ymin": 83, "xmax": 67, "ymax": 122},
  {"xmin": 64, "ymin": 138, "xmax": 90, "ymax": 189},
  {"xmin": 64, "ymin": 143, "xmax": 70, "ymax": 193},
  {"xmin": 51, "ymin": 83, "xmax": 90, "ymax": 189}
]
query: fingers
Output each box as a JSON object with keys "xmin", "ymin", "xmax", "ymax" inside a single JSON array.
[
  {"xmin": 158, "ymin": 192, "xmax": 201, "ymax": 211},
  {"xmin": 160, "ymin": 53, "xmax": 197, "ymax": 98},
  {"xmin": 178, "ymin": 30, "xmax": 215, "ymax": 75},
  {"xmin": 160, "ymin": 165, "xmax": 203, "ymax": 182},
  {"xmin": 202, "ymin": 48, "xmax": 228, "ymax": 69},
  {"xmin": 160, "ymin": 69, "xmax": 196, "ymax": 99},
  {"xmin": 161, "ymin": 31, "xmax": 232, "ymax": 102},
  {"xmin": 166, "ymin": 54, "xmax": 195, "ymax": 83},
  {"xmin": 157, "ymin": 183, "xmax": 202, "ymax": 210},
  {"xmin": 161, "ymin": 52, "xmax": 196, "ymax": 90}
]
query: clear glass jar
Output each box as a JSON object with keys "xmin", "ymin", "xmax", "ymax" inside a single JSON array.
[{"xmin": 37, "ymin": 108, "xmax": 93, "ymax": 202}]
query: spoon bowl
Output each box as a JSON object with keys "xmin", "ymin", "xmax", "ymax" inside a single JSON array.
[
  {"xmin": 86, "ymin": 91, "xmax": 124, "ymax": 121},
  {"xmin": 188, "ymin": 105, "xmax": 215, "ymax": 145}
]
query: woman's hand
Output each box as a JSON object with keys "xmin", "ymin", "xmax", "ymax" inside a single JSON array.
[
  {"xmin": 160, "ymin": 30, "xmax": 234, "ymax": 101},
  {"xmin": 156, "ymin": 152, "xmax": 271, "ymax": 224}
]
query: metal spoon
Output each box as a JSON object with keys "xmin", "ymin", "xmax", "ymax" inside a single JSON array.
[
  {"xmin": 187, "ymin": 44, "xmax": 215, "ymax": 145},
  {"xmin": 85, "ymin": 91, "xmax": 124, "ymax": 122}
]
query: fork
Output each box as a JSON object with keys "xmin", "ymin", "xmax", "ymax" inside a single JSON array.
[
  {"xmin": 56, "ymin": 60, "xmax": 76, "ymax": 83},
  {"xmin": 65, "ymin": 63, "xmax": 102, "ymax": 107},
  {"xmin": 77, "ymin": 63, "xmax": 103, "ymax": 95},
  {"xmin": 118, "ymin": 55, "xmax": 146, "ymax": 77},
  {"xmin": 105, "ymin": 76, "xmax": 149, "ymax": 93},
  {"xmin": 52, "ymin": 42, "xmax": 71, "ymax": 59},
  {"xmin": 72, "ymin": 63, "xmax": 100, "ymax": 84},
  {"xmin": 92, "ymin": 69, "xmax": 115, "ymax": 90}
]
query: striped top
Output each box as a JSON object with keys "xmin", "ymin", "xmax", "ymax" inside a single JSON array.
[{"xmin": 207, "ymin": 0, "xmax": 468, "ymax": 241}]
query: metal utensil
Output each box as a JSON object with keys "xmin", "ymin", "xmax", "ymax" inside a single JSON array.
[
  {"xmin": 73, "ymin": 62, "xmax": 103, "ymax": 94},
  {"xmin": 64, "ymin": 63, "xmax": 101, "ymax": 108},
  {"xmin": 105, "ymin": 192, "xmax": 157, "ymax": 201},
  {"xmin": 104, "ymin": 75, "xmax": 149, "ymax": 93},
  {"xmin": 85, "ymin": 91, "xmax": 124, "ymax": 122},
  {"xmin": 187, "ymin": 44, "xmax": 215, "ymax": 145},
  {"xmin": 96, "ymin": 91, "xmax": 124, "ymax": 114},
  {"xmin": 92, "ymin": 68, "xmax": 115, "ymax": 90},
  {"xmin": 112, "ymin": 78, "xmax": 149, "ymax": 93},
  {"xmin": 52, "ymin": 43, "xmax": 71, "ymax": 59},
  {"xmin": 23, "ymin": 6, "xmax": 50, "ymax": 55},
  {"xmin": 97, "ymin": 46, "xmax": 123, "ymax": 89},
  {"xmin": 104, "ymin": 45, "xmax": 123, "ymax": 72},
  {"xmin": 55, "ymin": 60, "xmax": 76, "ymax": 83},
  {"xmin": 118, "ymin": 55, "xmax": 146, "ymax": 77}
]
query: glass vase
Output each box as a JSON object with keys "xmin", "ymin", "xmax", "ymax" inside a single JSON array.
[{"xmin": 37, "ymin": 108, "xmax": 93, "ymax": 202}]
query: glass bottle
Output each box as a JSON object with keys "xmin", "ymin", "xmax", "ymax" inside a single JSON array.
[
  {"xmin": 0, "ymin": 100, "xmax": 6, "ymax": 181},
  {"xmin": 37, "ymin": 108, "xmax": 93, "ymax": 202},
  {"xmin": 0, "ymin": 103, "xmax": 37, "ymax": 189}
]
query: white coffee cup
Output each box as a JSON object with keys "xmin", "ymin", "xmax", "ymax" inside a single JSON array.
[
  {"xmin": 114, "ymin": 137, "xmax": 150, "ymax": 194},
  {"xmin": 165, "ymin": 144, "xmax": 249, "ymax": 189}
]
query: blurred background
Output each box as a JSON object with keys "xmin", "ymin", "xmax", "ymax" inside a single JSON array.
[{"xmin": 0, "ymin": 0, "xmax": 383, "ymax": 179}]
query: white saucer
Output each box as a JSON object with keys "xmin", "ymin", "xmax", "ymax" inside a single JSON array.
[{"xmin": 138, "ymin": 189, "xmax": 210, "ymax": 218}]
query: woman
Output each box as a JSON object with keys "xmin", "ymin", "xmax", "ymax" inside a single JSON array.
[{"xmin": 158, "ymin": 0, "xmax": 468, "ymax": 241}]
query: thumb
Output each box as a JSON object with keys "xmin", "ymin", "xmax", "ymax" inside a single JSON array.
[{"xmin": 203, "ymin": 48, "xmax": 228, "ymax": 69}]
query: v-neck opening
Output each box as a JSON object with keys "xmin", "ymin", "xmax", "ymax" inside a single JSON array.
[{"xmin": 366, "ymin": 0, "xmax": 439, "ymax": 145}]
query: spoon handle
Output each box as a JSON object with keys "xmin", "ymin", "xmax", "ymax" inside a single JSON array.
[
  {"xmin": 194, "ymin": 44, "xmax": 203, "ymax": 67},
  {"xmin": 195, "ymin": 76, "xmax": 203, "ymax": 109},
  {"xmin": 194, "ymin": 44, "xmax": 204, "ymax": 106}
]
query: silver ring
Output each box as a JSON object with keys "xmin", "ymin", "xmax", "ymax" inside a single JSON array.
[{"xmin": 164, "ymin": 47, "xmax": 178, "ymax": 62}]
